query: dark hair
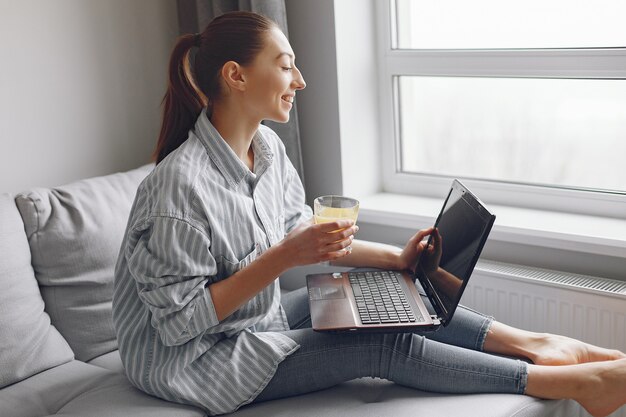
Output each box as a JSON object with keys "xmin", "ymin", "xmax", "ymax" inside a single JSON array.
[{"xmin": 153, "ymin": 11, "xmax": 277, "ymax": 164}]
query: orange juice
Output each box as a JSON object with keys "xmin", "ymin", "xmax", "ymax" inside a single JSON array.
[
  {"xmin": 313, "ymin": 206, "xmax": 359, "ymax": 225},
  {"xmin": 313, "ymin": 196, "xmax": 359, "ymax": 256}
]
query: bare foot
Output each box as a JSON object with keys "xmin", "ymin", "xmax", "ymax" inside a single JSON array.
[
  {"xmin": 528, "ymin": 333, "xmax": 626, "ymax": 366},
  {"xmin": 483, "ymin": 322, "xmax": 626, "ymax": 366},
  {"xmin": 575, "ymin": 358, "xmax": 626, "ymax": 417}
]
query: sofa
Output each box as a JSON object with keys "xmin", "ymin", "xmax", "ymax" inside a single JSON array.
[{"xmin": 0, "ymin": 164, "xmax": 581, "ymax": 417}]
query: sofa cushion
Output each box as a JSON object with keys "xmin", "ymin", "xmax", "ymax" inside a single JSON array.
[
  {"xmin": 54, "ymin": 352, "xmax": 585, "ymax": 417},
  {"xmin": 231, "ymin": 377, "xmax": 578, "ymax": 417},
  {"xmin": 80, "ymin": 345, "xmax": 583, "ymax": 417},
  {"xmin": 0, "ymin": 360, "xmax": 204, "ymax": 417},
  {"xmin": 88, "ymin": 350, "xmax": 125, "ymax": 374},
  {"xmin": 0, "ymin": 194, "xmax": 73, "ymax": 389},
  {"xmin": 15, "ymin": 164, "xmax": 153, "ymax": 361}
]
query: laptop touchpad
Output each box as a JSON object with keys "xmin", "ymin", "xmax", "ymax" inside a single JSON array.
[{"xmin": 309, "ymin": 285, "xmax": 346, "ymax": 300}]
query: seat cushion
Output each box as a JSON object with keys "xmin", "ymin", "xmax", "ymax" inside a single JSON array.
[
  {"xmin": 83, "ymin": 350, "xmax": 587, "ymax": 417},
  {"xmin": 15, "ymin": 164, "xmax": 153, "ymax": 361},
  {"xmin": 0, "ymin": 193, "xmax": 73, "ymax": 389},
  {"xmin": 88, "ymin": 350, "xmax": 125, "ymax": 374},
  {"xmin": 230, "ymin": 377, "xmax": 578, "ymax": 417},
  {"xmin": 0, "ymin": 360, "xmax": 205, "ymax": 417}
]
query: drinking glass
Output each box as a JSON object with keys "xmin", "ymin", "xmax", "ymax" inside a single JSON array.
[{"xmin": 313, "ymin": 195, "xmax": 359, "ymax": 253}]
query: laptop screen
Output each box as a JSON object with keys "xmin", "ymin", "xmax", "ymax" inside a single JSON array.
[{"xmin": 416, "ymin": 180, "xmax": 495, "ymax": 325}]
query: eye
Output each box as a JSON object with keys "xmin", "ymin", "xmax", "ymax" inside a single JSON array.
[{"xmin": 282, "ymin": 66, "xmax": 293, "ymax": 72}]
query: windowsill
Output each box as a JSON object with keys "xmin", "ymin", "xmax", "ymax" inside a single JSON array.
[{"xmin": 358, "ymin": 193, "xmax": 626, "ymax": 258}]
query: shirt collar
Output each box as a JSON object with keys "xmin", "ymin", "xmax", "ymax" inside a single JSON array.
[{"xmin": 194, "ymin": 109, "xmax": 274, "ymax": 188}]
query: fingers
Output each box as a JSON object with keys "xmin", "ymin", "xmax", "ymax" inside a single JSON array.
[
  {"xmin": 325, "ymin": 235, "xmax": 354, "ymax": 252},
  {"xmin": 338, "ymin": 225, "xmax": 359, "ymax": 240},
  {"xmin": 300, "ymin": 220, "xmax": 355, "ymax": 263},
  {"xmin": 317, "ymin": 219, "xmax": 354, "ymax": 233},
  {"xmin": 416, "ymin": 240, "xmax": 427, "ymax": 256},
  {"xmin": 328, "ymin": 248, "xmax": 352, "ymax": 260},
  {"xmin": 429, "ymin": 228, "xmax": 442, "ymax": 253},
  {"xmin": 417, "ymin": 228, "xmax": 440, "ymax": 254},
  {"xmin": 321, "ymin": 245, "xmax": 353, "ymax": 261},
  {"xmin": 411, "ymin": 227, "xmax": 433, "ymax": 250},
  {"xmin": 319, "ymin": 224, "xmax": 358, "ymax": 243},
  {"xmin": 318, "ymin": 229, "xmax": 354, "ymax": 261},
  {"xmin": 411, "ymin": 227, "xmax": 434, "ymax": 244}
]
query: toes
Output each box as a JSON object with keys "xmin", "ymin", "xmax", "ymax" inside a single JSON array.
[
  {"xmin": 611, "ymin": 349, "xmax": 626, "ymax": 360},
  {"xmin": 590, "ymin": 347, "xmax": 626, "ymax": 362}
]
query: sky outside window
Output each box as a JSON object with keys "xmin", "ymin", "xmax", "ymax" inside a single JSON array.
[
  {"xmin": 395, "ymin": 0, "xmax": 626, "ymax": 49},
  {"xmin": 398, "ymin": 76, "xmax": 626, "ymax": 192}
]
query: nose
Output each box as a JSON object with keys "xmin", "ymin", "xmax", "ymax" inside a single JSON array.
[{"xmin": 293, "ymin": 66, "xmax": 306, "ymax": 90}]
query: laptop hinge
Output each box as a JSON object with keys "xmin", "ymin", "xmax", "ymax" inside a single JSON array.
[{"xmin": 416, "ymin": 273, "xmax": 448, "ymax": 322}]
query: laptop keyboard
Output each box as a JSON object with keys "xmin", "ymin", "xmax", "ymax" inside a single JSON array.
[{"xmin": 348, "ymin": 271, "xmax": 423, "ymax": 325}]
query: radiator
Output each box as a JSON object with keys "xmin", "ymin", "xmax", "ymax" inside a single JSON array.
[{"xmin": 461, "ymin": 260, "xmax": 626, "ymax": 417}]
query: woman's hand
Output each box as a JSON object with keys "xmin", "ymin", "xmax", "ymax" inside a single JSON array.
[
  {"xmin": 397, "ymin": 227, "xmax": 442, "ymax": 273},
  {"xmin": 419, "ymin": 228, "xmax": 443, "ymax": 274},
  {"xmin": 277, "ymin": 218, "xmax": 358, "ymax": 269}
]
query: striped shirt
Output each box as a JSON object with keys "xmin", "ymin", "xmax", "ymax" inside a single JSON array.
[{"xmin": 112, "ymin": 109, "xmax": 312, "ymax": 415}]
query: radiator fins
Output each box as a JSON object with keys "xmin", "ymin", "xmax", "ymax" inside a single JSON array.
[{"xmin": 476, "ymin": 260, "xmax": 626, "ymax": 296}]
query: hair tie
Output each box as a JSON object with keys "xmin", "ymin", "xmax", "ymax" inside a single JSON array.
[{"xmin": 194, "ymin": 33, "xmax": 202, "ymax": 47}]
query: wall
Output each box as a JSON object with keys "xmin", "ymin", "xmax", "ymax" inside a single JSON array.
[
  {"xmin": 285, "ymin": 0, "xmax": 343, "ymax": 205},
  {"xmin": 0, "ymin": 0, "xmax": 178, "ymax": 193},
  {"xmin": 286, "ymin": 0, "xmax": 380, "ymax": 206}
]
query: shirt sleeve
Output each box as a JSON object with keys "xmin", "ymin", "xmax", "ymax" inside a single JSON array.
[
  {"xmin": 283, "ymin": 160, "xmax": 313, "ymax": 235},
  {"xmin": 126, "ymin": 215, "xmax": 219, "ymax": 346}
]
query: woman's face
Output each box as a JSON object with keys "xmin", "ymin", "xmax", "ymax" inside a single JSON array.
[{"xmin": 241, "ymin": 27, "xmax": 306, "ymax": 123}]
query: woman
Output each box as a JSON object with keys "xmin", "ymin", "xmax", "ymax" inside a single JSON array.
[{"xmin": 112, "ymin": 11, "xmax": 626, "ymax": 417}]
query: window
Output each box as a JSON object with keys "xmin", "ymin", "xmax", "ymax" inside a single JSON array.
[
  {"xmin": 377, "ymin": 0, "xmax": 626, "ymax": 218},
  {"xmin": 394, "ymin": 0, "xmax": 626, "ymax": 49}
]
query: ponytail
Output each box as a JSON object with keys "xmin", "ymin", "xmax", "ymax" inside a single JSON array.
[
  {"xmin": 153, "ymin": 12, "xmax": 277, "ymax": 164},
  {"xmin": 153, "ymin": 33, "xmax": 207, "ymax": 164}
]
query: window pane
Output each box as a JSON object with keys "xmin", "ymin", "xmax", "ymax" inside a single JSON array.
[
  {"xmin": 398, "ymin": 76, "xmax": 626, "ymax": 192},
  {"xmin": 395, "ymin": 0, "xmax": 626, "ymax": 49}
]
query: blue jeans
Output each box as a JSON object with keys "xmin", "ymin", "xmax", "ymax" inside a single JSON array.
[{"xmin": 254, "ymin": 285, "xmax": 528, "ymax": 402}]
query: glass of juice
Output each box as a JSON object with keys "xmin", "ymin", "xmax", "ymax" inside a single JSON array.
[{"xmin": 313, "ymin": 195, "xmax": 359, "ymax": 252}]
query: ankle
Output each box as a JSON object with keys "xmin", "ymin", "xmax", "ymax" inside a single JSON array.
[
  {"xmin": 482, "ymin": 322, "xmax": 546, "ymax": 361},
  {"xmin": 525, "ymin": 362, "xmax": 590, "ymax": 401},
  {"xmin": 522, "ymin": 332, "xmax": 552, "ymax": 363}
]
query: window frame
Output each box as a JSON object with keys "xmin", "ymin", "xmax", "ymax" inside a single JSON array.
[{"xmin": 376, "ymin": 0, "xmax": 626, "ymax": 219}]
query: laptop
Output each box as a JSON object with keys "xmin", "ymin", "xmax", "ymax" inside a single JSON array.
[{"xmin": 306, "ymin": 179, "xmax": 495, "ymax": 332}]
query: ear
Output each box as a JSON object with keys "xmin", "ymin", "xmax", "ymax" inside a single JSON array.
[{"xmin": 221, "ymin": 61, "xmax": 246, "ymax": 92}]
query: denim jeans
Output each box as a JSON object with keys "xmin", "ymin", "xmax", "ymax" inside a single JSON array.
[{"xmin": 254, "ymin": 285, "xmax": 528, "ymax": 403}]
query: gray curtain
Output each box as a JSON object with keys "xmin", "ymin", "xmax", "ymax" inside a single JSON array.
[{"xmin": 177, "ymin": 0, "xmax": 306, "ymax": 183}]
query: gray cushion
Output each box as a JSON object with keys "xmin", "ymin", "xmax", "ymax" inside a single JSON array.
[
  {"xmin": 88, "ymin": 350, "xmax": 125, "ymax": 374},
  {"xmin": 231, "ymin": 378, "xmax": 577, "ymax": 417},
  {"xmin": 0, "ymin": 194, "xmax": 73, "ymax": 389},
  {"xmin": 15, "ymin": 164, "xmax": 153, "ymax": 361},
  {"xmin": 0, "ymin": 360, "xmax": 204, "ymax": 417},
  {"xmin": 80, "ymin": 350, "xmax": 585, "ymax": 417}
]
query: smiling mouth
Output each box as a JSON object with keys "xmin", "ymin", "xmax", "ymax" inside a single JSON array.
[{"xmin": 281, "ymin": 95, "xmax": 294, "ymax": 103}]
